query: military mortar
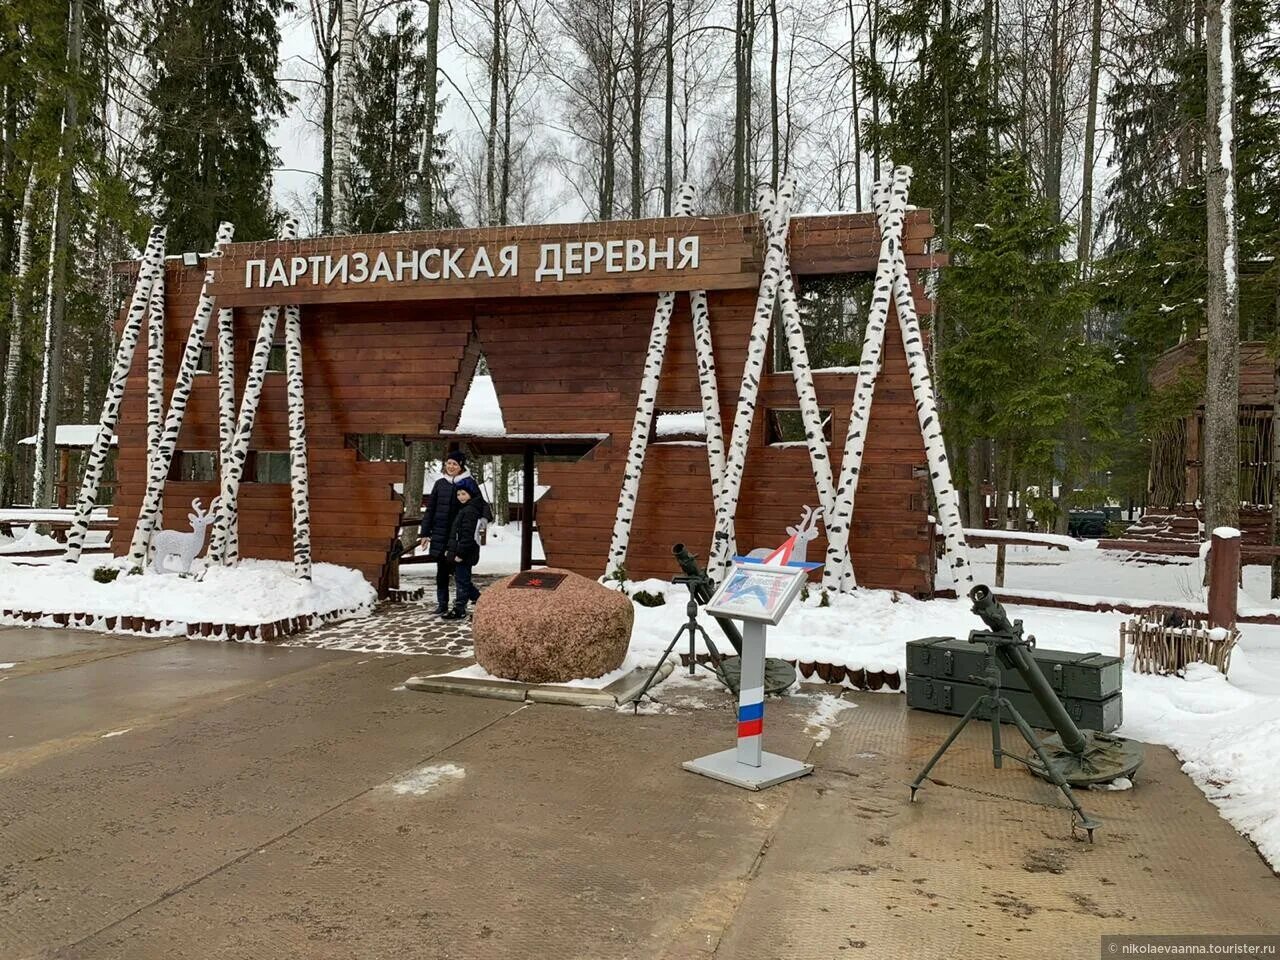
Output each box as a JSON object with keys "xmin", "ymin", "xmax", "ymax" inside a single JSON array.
[
  {"xmin": 672, "ymin": 543, "xmax": 743, "ymax": 655},
  {"xmin": 909, "ymin": 584, "xmax": 1144, "ymax": 841}
]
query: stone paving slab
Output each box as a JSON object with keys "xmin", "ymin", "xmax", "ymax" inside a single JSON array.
[
  {"xmin": 0, "ymin": 626, "xmax": 177, "ymax": 678},
  {"xmin": 2, "ymin": 631, "xmax": 1276, "ymax": 960},
  {"xmin": 713, "ymin": 689, "xmax": 1280, "ymax": 960},
  {"xmin": 285, "ymin": 599, "xmax": 475, "ymax": 657},
  {"xmin": 0, "ymin": 649, "xmax": 507, "ymax": 958},
  {"xmin": 406, "ymin": 662, "xmax": 677, "ymax": 707}
]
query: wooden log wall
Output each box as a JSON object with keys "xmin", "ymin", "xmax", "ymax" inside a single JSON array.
[{"xmin": 112, "ymin": 211, "xmax": 939, "ymax": 594}]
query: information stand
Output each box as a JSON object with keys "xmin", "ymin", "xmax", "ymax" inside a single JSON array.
[{"xmin": 683, "ymin": 561, "xmax": 814, "ymax": 790}]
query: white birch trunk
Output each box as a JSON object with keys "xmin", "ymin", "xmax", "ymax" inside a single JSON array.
[
  {"xmin": 881, "ymin": 169, "xmax": 971, "ymax": 587},
  {"xmin": 216, "ymin": 307, "xmax": 236, "ymax": 473},
  {"xmin": 285, "ymin": 302, "xmax": 312, "ymax": 579},
  {"xmin": 210, "ymin": 217, "xmax": 301, "ymax": 565},
  {"xmin": 63, "ymin": 227, "xmax": 168, "ymax": 561},
  {"xmin": 0, "ymin": 171, "xmax": 38, "ymax": 506},
  {"xmin": 145, "ymin": 270, "xmax": 167, "ymax": 524},
  {"xmin": 127, "ymin": 222, "xmax": 236, "ymax": 565},
  {"xmin": 679, "ymin": 192, "xmax": 732, "ymax": 561},
  {"xmin": 708, "ymin": 178, "xmax": 796, "ymax": 579},
  {"xmin": 32, "ymin": 191, "xmax": 62, "ymax": 505},
  {"xmin": 762, "ymin": 188, "xmax": 840, "ymax": 579},
  {"xmin": 824, "ymin": 171, "xmax": 907, "ymax": 590},
  {"xmin": 332, "ymin": 0, "xmax": 359, "ymax": 233},
  {"xmin": 605, "ymin": 182, "xmax": 698, "ymax": 578}
]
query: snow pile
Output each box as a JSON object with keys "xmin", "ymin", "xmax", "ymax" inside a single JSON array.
[
  {"xmin": 455, "ymin": 374, "xmax": 505, "ymax": 436},
  {"xmin": 964, "ymin": 528, "xmax": 1098, "ymax": 550},
  {"xmin": 800, "ymin": 692, "xmax": 858, "ymax": 744},
  {"xmin": 0, "ymin": 528, "xmax": 62, "ymax": 555},
  {"xmin": 387, "ymin": 763, "xmax": 466, "ymax": 796},
  {"xmin": 655, "ymin": 411, "xmax": 707, "ymax": 437},
  {"xmin": 17, "ymin": 424, "xmax": 116, "ymax": 447},
  {"xmin": 0, "ymin": 557, "xmax": 375, "ymax": 631},
  {"xmin": 620, "ymin": 578, "xmax": 1280, "ymax": 867}
]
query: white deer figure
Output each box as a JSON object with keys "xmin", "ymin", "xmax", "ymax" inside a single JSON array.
[
  {"xmin": 785, "ymin": 505, "xmax": 824, "ymax": 565},
  {"xmin": 151, "ymin": 498, "xmax": 221, "ymax": 575}
]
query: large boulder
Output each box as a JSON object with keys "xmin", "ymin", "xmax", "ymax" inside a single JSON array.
[{"xmin": 472, "ymin": 568, "xmax": 633, "ymax": 683}]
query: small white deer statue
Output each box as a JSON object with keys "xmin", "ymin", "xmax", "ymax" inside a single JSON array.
[
  {"xmin": 151, "ymin": 498, "xmax": 221, "ymax": 575},
  {"xmin": 785, "ymin": 504, "xmax": 824, "ymax": 564}
]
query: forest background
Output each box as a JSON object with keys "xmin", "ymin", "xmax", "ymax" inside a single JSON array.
[{"xmin": 0, "ymin": 0, "xmax": 1276, "ymax": 537}]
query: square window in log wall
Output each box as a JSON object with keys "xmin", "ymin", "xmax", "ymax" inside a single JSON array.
[
  {"xmin": 766, "ymin": 409, "xmax": 832, "ymax": 447},
  {"xmin": 169, "ymin": 451, "xmax": 216, "ymax": 482},
  {"xmin": 346, "ymin": 434, "xmax": 408, "ymax": 462},
  {"xmin": 196, "ymin": 345, "xmax": 213, "ymax": 375},
  {"xmin": 253, "ymin": 451, "xmax": 291, "ymax": 484},
  {"xmin": 266, "ymin": 343, "xmax": 286, "ymax": 374},
  {"xmin": 650, "ymin": 410, "xmax": 708, "ymax": 445},
  {"xmin": 773, "ymin": 273, "xmax": 876, "ymax": 374}
]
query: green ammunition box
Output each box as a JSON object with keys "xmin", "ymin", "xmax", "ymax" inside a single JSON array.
[
  {"xmin": 906, "ymin": 636, "xmax": 1122, "ymax": 702},
  {"xmin": 906, "ymin": 674, "xmax": 1123, "ymax": 733}
]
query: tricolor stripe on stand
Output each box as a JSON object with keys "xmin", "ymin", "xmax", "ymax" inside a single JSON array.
[{"xmin": 737, "ymin": 686, "xmax": 765, "ymax": 739}]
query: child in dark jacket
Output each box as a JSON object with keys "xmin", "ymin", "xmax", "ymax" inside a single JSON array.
[{"xmin": 442, "ymin": 477, "xmax": 484, "ymax": 619}]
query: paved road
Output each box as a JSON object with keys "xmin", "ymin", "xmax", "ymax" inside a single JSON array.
[{"xmin": 1, "ymin": 625, "xmax": 1276, "ymax": 960}]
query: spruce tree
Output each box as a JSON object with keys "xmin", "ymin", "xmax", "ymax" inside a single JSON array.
[
  {"xmin": 942, "ymin": 159, "xmax": 1117, "ymax": 529},
  {"xmin": 139, "ymin": 0, "xmax": 290, "ymax": 250},
  {"xmin": 348, "ymin": 7, "xmax": 453, "ymax": 232}
]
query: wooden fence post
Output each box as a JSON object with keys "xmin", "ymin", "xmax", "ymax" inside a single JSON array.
[{"xmin": 1207, "ymin": 527, "xmax": 1240, "ymax": 629}]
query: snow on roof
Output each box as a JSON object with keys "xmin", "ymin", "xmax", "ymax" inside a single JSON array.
[
  {"xmin": 18, "ymin": 425, "xmax": 116, "ymax": 447},
  {"xmin": 455, "ymin": 374, "xmax": 505, "ymax": 436}
]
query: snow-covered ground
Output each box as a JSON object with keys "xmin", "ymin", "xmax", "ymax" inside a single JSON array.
[
  {"xmin": 401, "ymin": 521, "xmax": 543, "ymax": 577},
  {"xmin": 0, "ymin": 528, "xmax": 63, "ymax": 554},
  {"xmin": 621, "ymin": 576, "xmax": 1280, "ymax": 869},
  {"xmin": 946, "ymin": 542, "xmax": 1280, "ymax": 615},
  {"xmin": 0, "ymin": 556, "xmax": 374, "ymax": 631}
]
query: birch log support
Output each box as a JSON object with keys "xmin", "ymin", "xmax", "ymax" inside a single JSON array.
[
  {"xmin": 763, "ymin": 188, "xmax": 840, "ymax": 580},
  {"xmin": 127, "ymin": 222, "xmax": 236, "ymax": 566},
  {"xmin": 284, "ymin": 302, "xmax": 312, "ymax": 579},
  {"xmin": 210, "ymin": 216, "xmax": 300, "ymax": 565},
  {"xmin": 682, "ymin": 195, "xmax": 732, "ymax": 561},
  {"xmin": 216, "ymin": 306, "xmax": 236, "ymax": 470},
  {"xmin": 881, "ymin": 167, "xmax": 972, "ymax": 588},
  {"xmin": 606, "ymin": 182, "xmax": 698, "ymax": 578},
  {"xmin": 823, "ymin": 172, "xmax": 909, "ymax": 591},
  {"xmin": 63, "ymin": 226, "xmax": 167, "ymax": 562},
  {"xmin": 708, "ymin": 178, "xmax": 797, "ymax": 580},
  {"xmin": 145, "ymin": 269, "xmax": 167, "ymax": 528}
]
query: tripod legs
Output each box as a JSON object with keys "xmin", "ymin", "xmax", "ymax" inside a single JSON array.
[
  {"xmin": 1004, "ymin": 700, "xmax": 1100, "ymax": 839},
  {"xmin": 631, "ymin": 614, "xmax": 731, "ymax": 711},
  {"xmin": 909, "ymin": 694, "xmax": 1101, "ymax": 840},
  {"xmin": 909, "ymin": 698, "xmax": 986, "ymax": 800},
  {"xmin": 633, "ymin": 623, "xmax": 693, "ymax": 712}
]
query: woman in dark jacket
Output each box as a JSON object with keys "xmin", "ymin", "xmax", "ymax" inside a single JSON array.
[{"xmin": 419, "ymin": 449, "xmax": 469, "ymax": 615}]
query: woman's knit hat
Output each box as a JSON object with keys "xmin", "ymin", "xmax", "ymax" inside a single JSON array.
[{"xmin": 445, "ymin": 448, "xmax": 466, "ymax": 468}]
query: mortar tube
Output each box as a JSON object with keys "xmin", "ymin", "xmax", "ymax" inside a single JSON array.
[
  {"xmin": 1004, "ymin": 642, "xmax": 1088, "ymax": 756},
  {"xmin": 672, "ymin": 543, "xmax": 744, "ymax": 654}
]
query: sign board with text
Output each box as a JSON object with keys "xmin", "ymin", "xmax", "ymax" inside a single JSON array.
[{"xmin": 205, "ymin": 214, "xmax": 762, "ymax": 307}]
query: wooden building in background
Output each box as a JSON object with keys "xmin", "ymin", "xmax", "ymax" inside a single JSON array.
[
  {"xmin": 112, "ymin": 211, "xmax": 943, "ymax": 594},
  {"xmin": 1141, "ymin": 339, "xmax": 1276, "ymax": 544}
]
